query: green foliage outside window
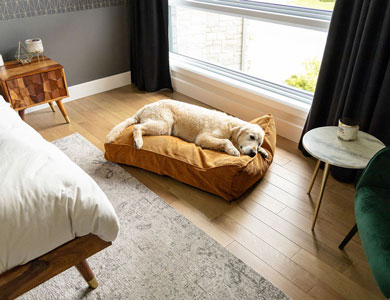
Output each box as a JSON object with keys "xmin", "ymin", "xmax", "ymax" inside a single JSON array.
[{"xmin": 285, "ymin": 57, "xmax": 321, "ymax": 92}]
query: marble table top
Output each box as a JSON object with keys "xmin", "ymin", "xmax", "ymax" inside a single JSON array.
[{"xmin": 302, "ymin": 126, "xmax": 385, "ymax": 169}]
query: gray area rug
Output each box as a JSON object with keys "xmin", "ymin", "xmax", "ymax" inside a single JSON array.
[{"xmin": 21, "ymin": 133, "xmax": 289, "ymax": 300}]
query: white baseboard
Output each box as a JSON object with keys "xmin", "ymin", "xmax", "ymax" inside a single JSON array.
[{"xmin": 26, "ymin": 71, "xmax": 131, "ymax": 114}]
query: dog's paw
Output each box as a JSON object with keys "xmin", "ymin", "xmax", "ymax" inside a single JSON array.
[
  {"xmin": 258, "ymin": 147, "xmax": 268, "ymax": 159},
  {"xmin": 226, "ymin": 147, "xmax": 240, "ymax": 157}
]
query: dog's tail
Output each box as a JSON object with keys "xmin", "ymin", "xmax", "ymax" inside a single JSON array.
[{"xmin": 106, "ymin": 115, "xmax": 138, "ymax": 143}]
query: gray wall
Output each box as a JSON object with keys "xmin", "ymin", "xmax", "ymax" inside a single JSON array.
[{"xmin": 0, "ymin": 5, "xmax": 130, "ymax": 86}]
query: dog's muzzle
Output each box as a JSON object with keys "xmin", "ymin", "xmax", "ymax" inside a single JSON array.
[{"xmin": 249, "ymin": 150, "xmax": 256, "ymax": 157}]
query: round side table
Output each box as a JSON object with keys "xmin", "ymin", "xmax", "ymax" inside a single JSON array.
[{"xmin": 302, "ymin": 126, "xmax": 385, "ymax": 230}]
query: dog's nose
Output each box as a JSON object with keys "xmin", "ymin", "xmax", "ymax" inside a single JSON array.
[{"xmin": 249, "ymin": 150, "xmax": 256, "ymax": 157}]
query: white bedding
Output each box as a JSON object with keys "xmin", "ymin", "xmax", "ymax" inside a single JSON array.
[{"xmin": 0, "ymin": 96, "xmax": 120, "ymax": 274}]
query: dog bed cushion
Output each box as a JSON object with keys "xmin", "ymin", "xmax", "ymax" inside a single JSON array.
[{"xmin": 104, "ymin": 114, "xmax": 276, "ymax": 201}]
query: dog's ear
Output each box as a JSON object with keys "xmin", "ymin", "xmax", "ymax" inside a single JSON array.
[{"xmin": 231, "ymin": 126, "xmax": 242, "ymax": 143}]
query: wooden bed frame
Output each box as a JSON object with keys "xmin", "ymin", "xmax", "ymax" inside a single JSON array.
[{"xmin": 0, "ymin": 234, "xmax": 111, "ymax": 300}]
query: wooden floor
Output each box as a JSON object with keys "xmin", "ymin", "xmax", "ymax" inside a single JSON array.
[{"xmin": 27, "ymin": 85, "xmax": 384, "ymax": 300}]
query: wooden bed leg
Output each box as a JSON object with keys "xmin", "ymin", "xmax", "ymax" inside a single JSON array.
[{"xmin": 75, "ymin": 259, "xmax": 98, "ymax": 289}]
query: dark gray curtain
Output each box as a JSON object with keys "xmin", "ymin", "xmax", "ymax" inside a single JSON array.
[
  {"xmin": 299, "ymin": 0, "xmax": 390, "ymax": 182},
  {"xmin": 130, "ymin": 0, "xmax": 173, "ymax": 92}
]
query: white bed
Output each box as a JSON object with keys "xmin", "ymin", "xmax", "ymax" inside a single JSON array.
[{"xmin": 0, "ymin": 96, "xmax": 120, "ymax": 275}]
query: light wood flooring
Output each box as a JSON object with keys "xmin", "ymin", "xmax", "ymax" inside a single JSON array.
[{"xmin": 26, "ymin": 85, "xmax": 384, "ymax": 300}]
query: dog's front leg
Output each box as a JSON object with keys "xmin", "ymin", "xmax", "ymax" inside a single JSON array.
[
  {"xmin": 257, "ymin": 146, "xmax": 268, "ymax": 159},
  {"xmin": 223, "ymin": 139, "xmax": 240, "ymax": 156},
  {"xmin": 195, "ymin": 134, "xmax": 240, "ymax": 156}
]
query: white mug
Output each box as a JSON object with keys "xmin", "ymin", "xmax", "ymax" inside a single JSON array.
[
  {"xmin": 0, "ymin": 54, "xmax": 4, "ymax": 67},
  {"xmin": 337, "ymin": 119, "xmax": 359, "ymax": 141}
]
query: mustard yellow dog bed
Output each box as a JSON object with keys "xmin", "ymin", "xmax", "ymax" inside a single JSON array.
[{"xmin": 104, "ymin": 114, "xmax": 276, "ymax": 201}]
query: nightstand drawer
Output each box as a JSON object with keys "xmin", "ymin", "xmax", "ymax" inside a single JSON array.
[
  {"xmin": 7, "ymin": 74, "xmax": 43, "ymax": 109},
  {"xmin": 6, "ymin": 70, "xmax": 67, "ymax": 109},
  {"xmin": 42, "ymin": 69, "xmax": 68, "ymax": 100}
]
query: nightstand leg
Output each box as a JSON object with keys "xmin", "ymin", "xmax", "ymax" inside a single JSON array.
[
  {"xmin": 18, "ymin": 109, "xmax": 25, "ymax": 120},
  {"xmin": 48, "ymin": 102, "xmax": 56, "ymax": 112},
  {"xmin": 56, "ymin": 100, "xmax": 70, "ymax": 124},
  {"xmin": 311, "ymin": 162, "xmax": 330, "ymax": 231},
  {"xmin": 307, "ymin": 159, "xmax": 321, "ymax": 194}
]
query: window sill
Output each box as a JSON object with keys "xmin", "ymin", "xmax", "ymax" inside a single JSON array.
[
  {"xmin": 170, "ymin": 56, "xmax": 311, "ymax": 142},
  {"xmin": 170, "ymin": 56, "xmax": 310, "ymax": 115}
]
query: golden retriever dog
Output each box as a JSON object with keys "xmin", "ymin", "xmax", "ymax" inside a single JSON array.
[{"xmin": 106, "ymin": 99, "xmax": 268, "ymax": 158}]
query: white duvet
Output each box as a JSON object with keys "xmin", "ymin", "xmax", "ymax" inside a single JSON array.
[{"xmin": 0, "ymin": 97, "xmax": 120, "ymax": 274}]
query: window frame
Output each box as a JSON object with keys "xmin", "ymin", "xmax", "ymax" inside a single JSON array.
[
  {"xmin": 170, "ymin": 0, "xmax": 332, "ymax": 31},
  {"xmin": 169, "ymin": 0, "xmax": 333, "ymax": 104}
]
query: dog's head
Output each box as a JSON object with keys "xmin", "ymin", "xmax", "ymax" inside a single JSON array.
[{"xmin": 232, "ymin": 124, "xmax": 266, "ymax": 157}]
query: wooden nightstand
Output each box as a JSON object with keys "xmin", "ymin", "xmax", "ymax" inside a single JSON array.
[{"xmin": 0, "ymin": 57, "xmax": 70, "ymax": 123}]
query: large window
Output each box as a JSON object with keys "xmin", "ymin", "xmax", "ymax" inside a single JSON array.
[{"xmin": 169, "ymin": 0, "xmax": 334, "ymax": 104}]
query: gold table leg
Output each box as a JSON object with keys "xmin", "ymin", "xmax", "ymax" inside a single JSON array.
[
  {"xmin": 307, "ymin": 159, "xmax": 321, "ymax": 194},
  {"xmin": 311, "ymin": 162, "xmax": 330, "ymax": 230}
]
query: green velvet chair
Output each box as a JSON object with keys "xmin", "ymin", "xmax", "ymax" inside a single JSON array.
[{"xmin": 339, "ymin": 147, "xmax": 390, "ymax": 298}]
